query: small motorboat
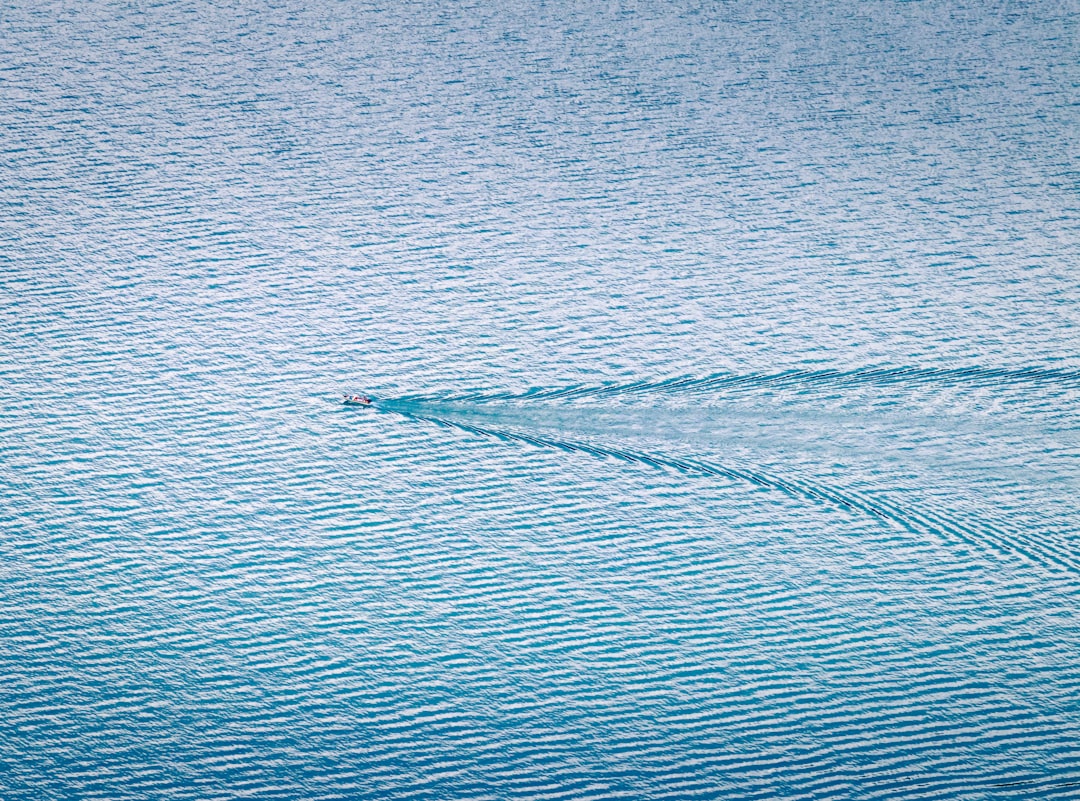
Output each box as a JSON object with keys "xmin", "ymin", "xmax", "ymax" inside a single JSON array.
[{"xmin": 343, "ymin": 394, "xmax": 373, "ymax": 406}]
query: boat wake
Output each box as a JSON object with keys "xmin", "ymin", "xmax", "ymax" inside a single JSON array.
[
  {"xmin": 395, "ymin": 364, "xmax": 1080, "ymax": 405},
  {"xmin": 373, "ymin": 400, "xmax": 1080, "ymax": 576}
]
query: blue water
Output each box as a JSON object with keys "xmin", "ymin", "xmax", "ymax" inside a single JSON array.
[{"xmin": 3, "ymin": 0, "xmax": 1079, "ymax": 798}]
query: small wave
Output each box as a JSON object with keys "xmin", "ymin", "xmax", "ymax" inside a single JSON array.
[
  {"xmin": 381, "ymin": 405, "xmax": 1080, "ymax": 575},
  {"xmin": 394, "ymin": 365, "xmax": 1080, "ymax": 405}
]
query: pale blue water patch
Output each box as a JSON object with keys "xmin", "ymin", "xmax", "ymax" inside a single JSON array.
[{"xmin": 2, "ymin": 0, "xmax": 1080, "ymax": 798}]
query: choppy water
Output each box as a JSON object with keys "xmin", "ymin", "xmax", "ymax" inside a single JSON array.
[{"xmin": 3, "ymin": 0, "xmax": 1079, "ymax": 798}]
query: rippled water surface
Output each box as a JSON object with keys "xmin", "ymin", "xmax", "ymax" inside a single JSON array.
[{"xmin": 3, "ymin": 0, "xmax": 1079, "ymax": 798}]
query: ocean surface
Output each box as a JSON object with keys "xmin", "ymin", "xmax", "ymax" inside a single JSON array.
[{"xmin": 2, "ymin": 0, "xmax": 1079, "ymax": 798}]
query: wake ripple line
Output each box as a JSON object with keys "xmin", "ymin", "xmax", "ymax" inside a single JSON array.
[
  {"xmin": 395, "ymin": 365, "xmax": 1080, "ymax": 404},
  {"xmin": 382, "ymin": 406, "xmax": 1080, "ymax": 575}
]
